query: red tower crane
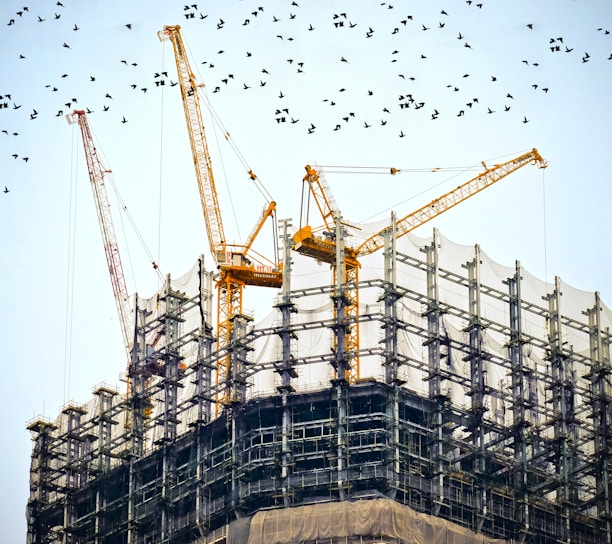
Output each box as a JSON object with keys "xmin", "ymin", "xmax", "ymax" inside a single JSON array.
[{"xmin": 66, "ymin": 110, "xmax": 134, "ymax": 358}]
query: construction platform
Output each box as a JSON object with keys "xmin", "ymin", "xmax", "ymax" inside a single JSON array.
[{"xmin": 26, "ymin": 226, "xmax": 612, "ymax": 544}]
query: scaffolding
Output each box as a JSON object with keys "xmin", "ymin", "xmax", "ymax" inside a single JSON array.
[{"xmin": 26, "ymin": 225, "xmax": 612, "ymax": 544}]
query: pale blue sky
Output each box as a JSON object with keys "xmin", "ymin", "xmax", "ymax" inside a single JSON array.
[{"xmin": 1, "ymin": 1, "xmax": 611, "ymax": 540}]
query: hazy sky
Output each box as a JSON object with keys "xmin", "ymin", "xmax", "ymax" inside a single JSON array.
[{"xmin": 1, "ymin": 0, "xmax": 611, "ymax": 540}]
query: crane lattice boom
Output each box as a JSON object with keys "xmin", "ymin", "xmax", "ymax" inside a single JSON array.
[
  {"xmin": 158, "ymin": 25, "xmax": 226, "ymax": 265},
  {"xmin": 66, "ymin": 109, "xmax": 133, "ymax": 355},
  {"xmin": 357, "ymin": 148, "xmax": 547, "ymax": 256}
]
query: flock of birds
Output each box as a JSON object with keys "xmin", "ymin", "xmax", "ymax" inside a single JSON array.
[{"xmin": 1, "ymin": 1, "xmax": 610, "ymax": 195}]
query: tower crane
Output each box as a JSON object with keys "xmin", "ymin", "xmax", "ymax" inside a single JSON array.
[
  {"xmin": 66, "ymin": 109, "xmax": 134, "ymax": 359},
  {"xmin": 294, "ymin": 148, "xmax": 548, "ymax": 383},
  {"xmin": 158, "ymin": 25, "xmax": 283, "ymax": 404}
]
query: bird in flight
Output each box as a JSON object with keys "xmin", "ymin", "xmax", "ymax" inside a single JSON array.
[{"xmin": 3, "ymin": 186, "xmax": 9, "ymax": 193}]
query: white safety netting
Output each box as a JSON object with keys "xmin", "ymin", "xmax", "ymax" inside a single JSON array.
[{"xmin": 46, "ymin": 226, "xmax": 611, "ymax": 471}]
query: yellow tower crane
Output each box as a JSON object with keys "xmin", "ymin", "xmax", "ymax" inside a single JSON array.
[
  {"xmin": 159, "ymin": 25, "xmax": 283, "ymax": 404},
  {"xmin": 293, "ymin": 148, "xmax": 548, "ymax": 383}
]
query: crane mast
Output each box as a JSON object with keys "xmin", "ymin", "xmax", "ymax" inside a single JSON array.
[
  {"xmin": 294, "ymin": 148, "xmax": 548, "ymax": 383},
  {"xmin": 160, "ymin": 25, "xmax": 283, "ymax": 405},
  {"xmin": 66, "ymin": 109, "xmax": 134, "ymax": 357}
]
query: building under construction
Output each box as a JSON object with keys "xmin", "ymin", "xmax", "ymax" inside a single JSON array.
[
  {"xmin": 26, "ymin": 221, "xmax": 612, "ymax": 544},
  {"xmin": 26, "ymin": 25, "xmax": 612, "ymax": 544}
]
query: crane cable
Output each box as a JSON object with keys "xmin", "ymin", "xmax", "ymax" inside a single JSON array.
[
  {"xmin": 87, "ymin": 122, "xmax": 165, "ymax": 285},
  {"xmin": 204, "ymin": 95, "xmax": 275, "ymax": 203},
  {"xmin": 201, "ymin": 85, "xmax": 243, "ymax": 242},
  {"xmin": 63, "ymin": 126, "xmax": 79, "ymax": 404},
  {"xmin": 316, "ymin": 149, "xmax": 537, "ymax": 176},
  {"xmin": 186, "ymin": 36, "xmax": 275, "ymax": 205},
  {"xmin": 316, "ymin": 149, "xmax": 539, "ymax": 223},
  {"xmin": 157, "ymin": 41, "xmax": 166, "ymax": 291},
  {"xmin": 541, "ymin": 167, "xmax": 548, "ymax": 288}
]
